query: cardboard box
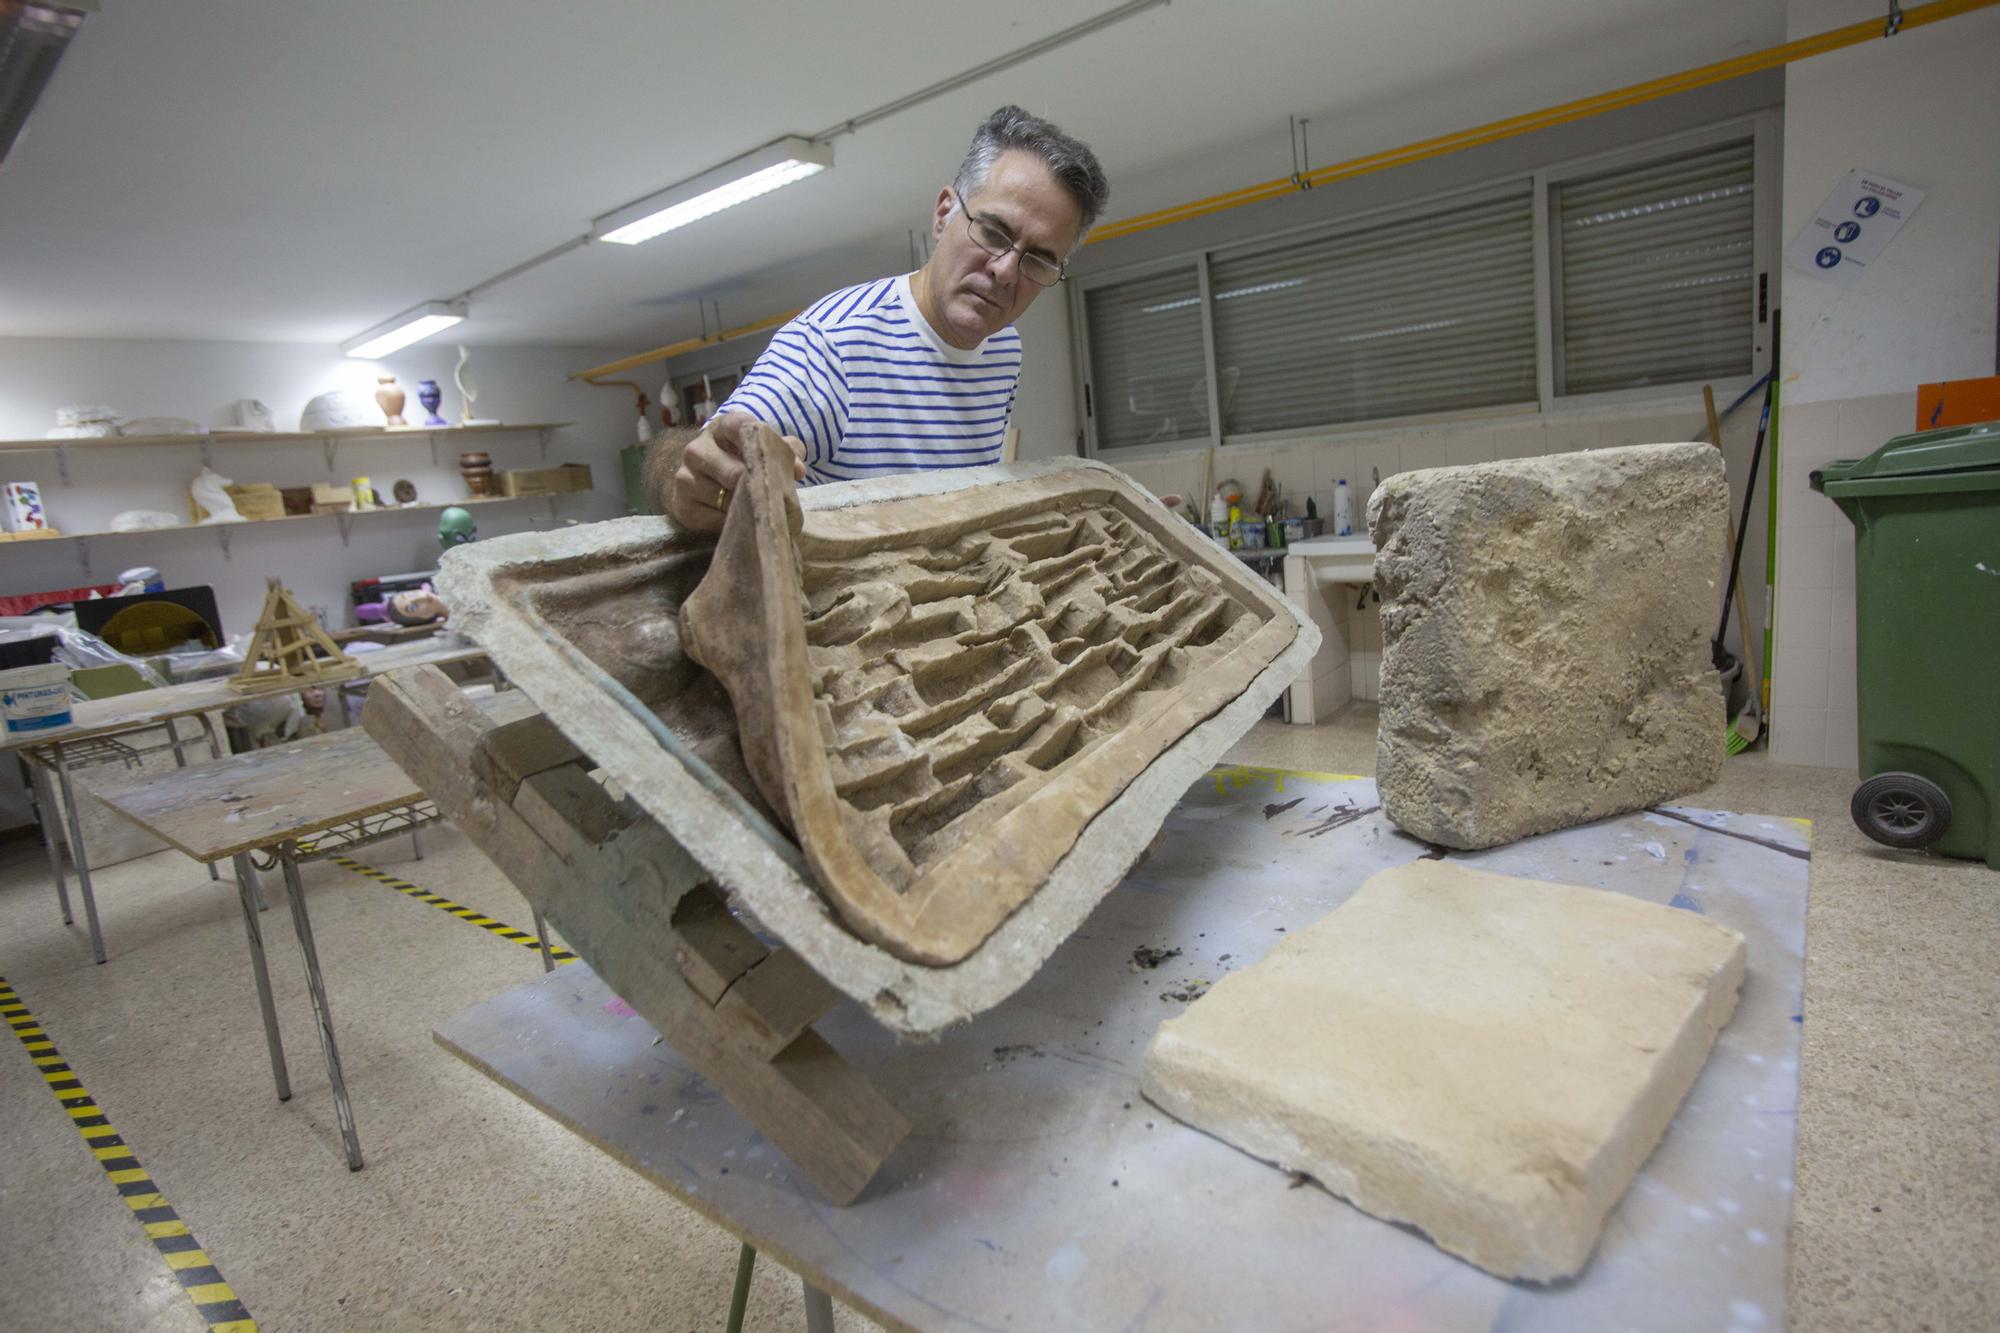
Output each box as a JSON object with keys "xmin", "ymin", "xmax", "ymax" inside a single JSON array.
[
  {"xmin": 499, "ymin": 463, "xmax": 593, "ymax": 498},
  {"xmin": 225, "ymin": 483, "xmax": 285, "ymax": 521},
  {"xmin": 1917, "ymin": 376, "xmax": 2000, "ymax": 431},
  {"xmin": 3, "ymin": 480, "xmax": 50, "ymax": 532},
  {"xmin": 310, "ymin": 482, "xmax": 355, "ymax": 514}
]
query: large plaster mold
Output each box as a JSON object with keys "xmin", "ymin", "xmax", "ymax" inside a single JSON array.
[{"xmin": 436, "ymin": 459, "xmax": 1318, "ymax": 1036}]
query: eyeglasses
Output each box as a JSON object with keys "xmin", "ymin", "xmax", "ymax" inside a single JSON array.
[{"xmin": 953, "ymin": 189, "xmax": 1066, "ymax": 287}]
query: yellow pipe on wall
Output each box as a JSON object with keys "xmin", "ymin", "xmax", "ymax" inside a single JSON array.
[
  {"xmin": 1088, "ymin": 0, "xmax": 1998, "ymax": 243},
  {"xmin": 573, "ymin": 0, "xmax": 1997, "ymax": 380},
  {"xmin": 575, "ymin": 307, "xmax": 803, "ymax": 383}
]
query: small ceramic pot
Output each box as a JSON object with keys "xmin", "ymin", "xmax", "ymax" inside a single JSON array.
[
  {"xmin": 458, "ymin": 450, "xmax": 493, "ymax": 497},
  {"xmin": 376, "ymin": 376, "xmax": 407, "ymax": 426}
]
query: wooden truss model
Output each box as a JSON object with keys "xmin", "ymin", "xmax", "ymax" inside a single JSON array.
[{"xmin": 229, "ymin": 579, "xmax": 363, "ymax": 695}]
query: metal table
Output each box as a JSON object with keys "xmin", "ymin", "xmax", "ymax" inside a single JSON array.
[
  {"xmin": 2, "ymin": 636, "xmax": 488, "ymax": 962},
  {"xmin": 84, "ymin": 691, "xmax": 548, "ymax": 1171},
  {"xmin": 435, "ymin": 767, "xmax": 1810, "ymax": 1332}
]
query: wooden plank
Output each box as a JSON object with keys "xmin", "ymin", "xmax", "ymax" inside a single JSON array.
[
  {"xmin": 718, "ymin": 948, "xmax": 842, "ymax": 1060},
  {"xmin": 363, "ymin": 665, "xmax": 910, "ymax": 1204},
  {"xmin": 471, "ymin": 714, "xmax": 584, "ymax": 804}
]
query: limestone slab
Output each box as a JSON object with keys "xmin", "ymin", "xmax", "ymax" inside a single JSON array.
[
  {"xmin": 433, "ymin": 458, "xmax": 1317, "ymax": 1035},
  {"xmin": 1367, "ymin": 442, "xmax": 1728, "ymax": 849},
  {"xmin": 1140, "ymin": 859, "xmax": 1747, "ymax": 1281}
]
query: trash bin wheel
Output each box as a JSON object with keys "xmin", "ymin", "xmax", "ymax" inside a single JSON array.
[{"xmin": 1850, "ymin": 772, "xmax": 1953, "ymax": 850}]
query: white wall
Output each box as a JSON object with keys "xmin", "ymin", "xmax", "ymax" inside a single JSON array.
[
  {"xmin": 0, "ymin": 337, "xmax": 637, "ymax": 627},
  {"xmin": 1010, "ymin": 293, "xmax": 1081, "ymax": 461},
  {"xmin": 1769, "ymin": 0, "xmax": 2000, "ymax": 768}
]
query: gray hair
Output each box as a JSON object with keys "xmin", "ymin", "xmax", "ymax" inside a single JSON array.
[{"xmin": 952, "ymin": 105, "xmax": 1110, "ymax": 244}]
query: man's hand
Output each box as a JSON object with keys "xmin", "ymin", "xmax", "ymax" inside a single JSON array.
[{"xmin": 662, "ymin": 413, "xmax": 808, "ymax": 534}]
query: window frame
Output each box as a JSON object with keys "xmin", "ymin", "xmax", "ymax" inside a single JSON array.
[{"xmin": 1072, "ymin": 111, "xmax": 1779, "ymax": 460}]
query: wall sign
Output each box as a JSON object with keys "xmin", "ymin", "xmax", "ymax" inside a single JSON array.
[{"xmin": 1786, "ymin": 170, "xmax": 1926, "ymax": 289}]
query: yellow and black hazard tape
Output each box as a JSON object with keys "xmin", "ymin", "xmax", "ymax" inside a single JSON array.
[
  {"xmin": 327, "ymin": 855, "xmax": 577, "ymax": 964},
  {"xmin": 0, "ymin": 976, "xmax": 256, "ymax": 1331}
]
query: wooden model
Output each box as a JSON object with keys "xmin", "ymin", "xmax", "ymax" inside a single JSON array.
[{"xmin": 229, "ymin": 578, "xmax": 363, "ymax": 695}]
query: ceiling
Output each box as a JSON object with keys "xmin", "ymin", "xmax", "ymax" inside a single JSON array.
[{"xmin": 0, "ymin": 0, "xmax": 1787, "ymax": 356}]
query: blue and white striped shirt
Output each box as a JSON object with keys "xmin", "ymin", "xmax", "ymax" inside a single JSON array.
[{"xmin": 716, "ymin": 273, "xmax": 1022, "ymax": 485}]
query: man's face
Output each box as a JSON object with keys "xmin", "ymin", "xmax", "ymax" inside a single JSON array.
[{"xmin": 926, "ymin": 150, "xmax": 1083, "ymax": 348}]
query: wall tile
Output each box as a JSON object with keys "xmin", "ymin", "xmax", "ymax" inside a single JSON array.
[
  {"xmin": 1312, "ymin": 671, "xmax": 1350, "ymax": 721},
  {"xmin": 1352, "ymin": 441, "xmax": 1398, "ymax": 497},
  {"xmin": 1838, "ymin": 392, "xmax": 1915, "ymax": 455},
  {"xmin": 1311, "ymin": 441, "xmax": 1361, "ymax": 497},
  {"xmin": 1782, "ymin": 636, "xmax": 1829, "ymax": 709},
  {"xmin": 1824, "ymin": 706, "xmax": 1859, "ymax": 774},
  {"xmin": 1445, "ymin": 432, "xmax": 1496, "ymax": 467},
  {"xmin": 1779, "ymin": 585, "xmax": 1833, "ymax": 651},
  {"xmin": 1829, "ymin": 595, "xmax": 1857, "ymax": 650},
  {"xmin": 1827, "ymin": 641, "xmax": 1858, "ymax": 717},
  {"xmin": 1397, "ymin": 435, "xmax": 1448, "ymax": 473},
  {"xmin": 1771, "ymin": 706, "xmax": 1827, "ymax": 768},
  {"xmin": 1780, "ymin": 523, "xmax": 1841, "ymax": 591},
  {"xmin": 1489, "ymin": 421, "xmax": 1547, "ymax": 459},
  {"xmin": 1267, "ymin": 445, "xmax": 1316, "ymax": 512}
]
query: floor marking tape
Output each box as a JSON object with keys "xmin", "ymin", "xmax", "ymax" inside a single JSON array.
[
  {"xmin": 0, "ymin": 977, "xmax": 257, "ymax": 1332},
  {"xmin": 327, "ymin": 856, "xmax": 576, "ymax": 963}
]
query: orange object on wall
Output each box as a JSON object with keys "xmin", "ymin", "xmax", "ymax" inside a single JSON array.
[{"xmin": 1917, "ymin": 376, "xmax": 2000, "ymax": 430}]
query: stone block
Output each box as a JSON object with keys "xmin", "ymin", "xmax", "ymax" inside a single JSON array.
[
  {"xmin": 1141, "ymin": 859, "xmax": 1747, "ymax": 1281},
  {"xmin": 1366, "ymin": 442, "xmax": 1727, "ymax": 849}
]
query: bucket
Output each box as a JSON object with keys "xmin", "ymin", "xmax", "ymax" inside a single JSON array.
[{"xmin": 0, "ymin": 662, "xmax": 75, "ymax": 734}]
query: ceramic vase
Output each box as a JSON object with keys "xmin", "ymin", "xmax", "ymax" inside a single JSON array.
[
  {"xmin": 459, "ymin": 451, "xmax": 494, "ymax": 497},
  {"xmin": 417, "ymin": 379, "xmax": 446, "ymax": 426},
  {"xmin": 375, "ymin": 375, "xmax": 407, "ymax": 427}
]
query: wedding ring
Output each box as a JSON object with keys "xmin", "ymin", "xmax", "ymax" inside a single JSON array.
[{"xmin": 716, "ymin": 486, "xmax": 729, "ymax": 511}]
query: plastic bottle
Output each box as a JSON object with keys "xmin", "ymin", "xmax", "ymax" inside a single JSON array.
[
  {"xmin": 1334, "ymin": 479, "xmax": 1353, "ymax": 537},
  {"xmin": 1227, "ymin": 504, "xmax": 1243, "ymax": 550},
  {"xmin": 1209, "ymin": 489, "xmax": 1229, "ymax": 530}
]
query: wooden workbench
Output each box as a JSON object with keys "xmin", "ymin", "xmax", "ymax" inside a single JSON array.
[{"xmin": 437, "ymin": 769, "xmax": 1810, "ymax": 1332}]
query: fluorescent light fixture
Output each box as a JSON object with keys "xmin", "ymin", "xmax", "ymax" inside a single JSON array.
[
  {"xmin": 341, "ymin": 299, "xmax": 468, "ymax": 359},
  {"xmin": 593, "ymin": 137, "xmax": 833, "ymax": 246}
]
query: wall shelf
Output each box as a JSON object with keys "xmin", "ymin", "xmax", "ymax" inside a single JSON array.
[
  {"xmin": 28, "ymin": 492, "xmax": 590, "ymax": 569},
  {"xmin": 1, "ymin": 421, "xmax": 574, "ymax": 481}
]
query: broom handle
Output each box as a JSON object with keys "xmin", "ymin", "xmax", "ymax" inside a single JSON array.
[{"xmin": 1705, "ymin": 385, "xmax": 1759, "ymax": 686}]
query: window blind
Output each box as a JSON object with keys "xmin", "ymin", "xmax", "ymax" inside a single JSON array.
[
  {"xmin": 1555, "ymin": 138, "xmax": 1756, "ymax": 396},
  {"xmin": 1209, "ymin": 188, "xmax": 1537, "ymax": 435},
  {"xmin": 1083, "ymin": 265, "xmax": 1211, "ymax": 450}
]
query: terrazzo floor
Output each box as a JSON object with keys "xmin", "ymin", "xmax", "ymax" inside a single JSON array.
[{"xmin": 0, "ymin": 704, "xmax": 1992, "ymax": 1331}]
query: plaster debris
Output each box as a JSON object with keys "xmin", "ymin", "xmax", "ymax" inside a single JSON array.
[
  {"xmin": 1141, "ymin": 859, "xmax": 1746, "ymax": 1281},
  {"xmin": 1367, "ymin": 443, "xmax": 1729, "ymax": 849}
]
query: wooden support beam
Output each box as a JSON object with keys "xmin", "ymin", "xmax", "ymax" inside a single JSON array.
[{"xmin": 362, "ymin": 665, "xmax": 908, "ymax": 1204}]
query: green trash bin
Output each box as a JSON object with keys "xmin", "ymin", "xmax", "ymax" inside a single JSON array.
[{"xmin": 1811, "ymin": 421, "xmax": 2000, "ymax": 868}]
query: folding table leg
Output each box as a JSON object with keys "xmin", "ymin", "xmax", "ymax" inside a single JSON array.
[
  {"xmin": 50, "ymin": 743, "xmax": 106, "ymax": 964},
  {"xmin": 531, "ymin": 906, "xmax": 556, "ymax": 974},
  {"xmin": 165, "ymin": 718, "xmax": 220, "ymax": 881},
  {"xmin": 27, "ymin": 762, "xmax": 73, "ymax": 926},
  {"xmin": 802, "ymin": 1281, "xmax": 835, "ymax": 1333},
  {"xmin": 410, "ymin": 827, "xmax": 424, "ymax": 861},
  {"xmin": 278, "ymin": 847, "xmax": 363, "ymax": 1170},
  {"xmin": 233, "ymin": 853, "xmax": 290, "ymax": 1102}
]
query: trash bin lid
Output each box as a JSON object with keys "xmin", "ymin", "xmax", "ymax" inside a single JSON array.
[{"xmin": 1812, "ymin": 420, "xmax": 2000, "ymax": 493}]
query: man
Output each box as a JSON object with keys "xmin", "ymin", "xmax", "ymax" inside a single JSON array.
[{"xmin": 646, "ymin": 105, "xmax": 1109, "ymax": 530}]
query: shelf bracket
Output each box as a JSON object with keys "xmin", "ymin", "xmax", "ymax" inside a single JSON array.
[
  {"xmin": 429, "ymin": 432, "xmax": 441, "ymax": 467},
  {"xmin": 216, "ymin": 525, "xmax": 234, "ymax": 561},
  {"xmin": 75, "ymin": 536, "xmax": 90, "ymax": 573},
  {"xmin": 323, "ymin": 436, "xmax": 339, "ymax": 471},
  {"xmin": 199, "ymin": 437, "xmax": 215, "ymax": 471},
  {"xmin": 337, "ymin": 513, "xmax": 355, "ymax": 547},
  {"xmin": 538, "ymin": 427, "xmax": 553, "ymax": 459},
  {"xmin": 56, "ymin": 445, "xmax": 72, "ymax": 487}
]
